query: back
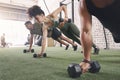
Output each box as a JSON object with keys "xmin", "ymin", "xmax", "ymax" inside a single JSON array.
[{"xmin": 30, "ymin": 22, "xmax": 43, "ymax": 35}]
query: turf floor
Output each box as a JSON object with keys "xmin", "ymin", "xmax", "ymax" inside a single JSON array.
[{"xmin": 0, "ymin": 46, "xmax": 120, "ymax": 80}]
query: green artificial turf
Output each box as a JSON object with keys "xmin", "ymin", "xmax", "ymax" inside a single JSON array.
[{"xmin": 0, "ymin": 46, "xmax": 120, "ymax": 80}]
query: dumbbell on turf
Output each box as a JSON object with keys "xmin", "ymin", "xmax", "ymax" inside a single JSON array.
[
  {"xmin": 67, "ymin": 61, "xmax": 101, "ymax": 78},
  {"xmin": 23, "ymin": 49, "xmax": 34, "ymax": 53},
  {"xmin": 33, "ymin": 53, "xmax": 47, "ymax": 58}
]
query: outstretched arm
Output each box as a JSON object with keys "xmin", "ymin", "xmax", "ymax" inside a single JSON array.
[
  {"xmin": 79, "ymin": 0, "xmax": 92, "ymax": 73},
  {"xmin": 39, "ymin": 23, "xmax": 48, "ymax": 55},
  {"xmin": 28, "ymin": 34, "xmax": 33, "ymax": 51},
  {"xmin": 48, "ymin": 5, "xmax": 68, "ymax": 19}
]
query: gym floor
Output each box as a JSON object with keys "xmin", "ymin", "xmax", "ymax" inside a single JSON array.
[{"xmin": 0, "ymin": 47, "xmax": 120, "ymax": 80}]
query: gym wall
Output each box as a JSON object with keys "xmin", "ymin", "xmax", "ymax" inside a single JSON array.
[{"xmin": 0, "ymin": 0, "xmax": 37, "ymax": 46}]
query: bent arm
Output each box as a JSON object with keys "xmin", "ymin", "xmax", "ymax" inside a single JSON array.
[
  {"xmin": 79, "ymin": 0, "xmax": 92, "ymax": 61},
  {"xmin": 48, "ymin": 5, "xmax": 68, "ymax": 19}
]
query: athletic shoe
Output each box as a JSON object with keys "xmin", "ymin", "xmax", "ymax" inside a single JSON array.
[
  {"xmin": 93, "ymin": 48, "xmax": 100, "ymax": 55},
  {"xmin": 73, "ymin": 45, "xmax": 78, "ymax": 51},
  {"xmin": 65, "ymin": 45, "xmax": 69, "ymax": 50}
]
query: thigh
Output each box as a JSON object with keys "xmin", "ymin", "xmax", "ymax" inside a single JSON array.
[
  {"xmin": 69, "ymin": 23, "xmax": 80, "ymax": 37},
  {"xmin": 51, "ymin": 28, "xmax": 62, "ymax": 40}
]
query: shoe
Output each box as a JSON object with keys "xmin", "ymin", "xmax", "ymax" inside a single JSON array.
[
  {"xmin": 65, "ymin": 45, "xmax": 69, "ymax": 50},
  {"xmin": 73, "ymin": 45, "xmax": 77, "ymax": 51},
  {"xmin": 93, "ymin": 48, "xmax": 100, "ymax": 55}
]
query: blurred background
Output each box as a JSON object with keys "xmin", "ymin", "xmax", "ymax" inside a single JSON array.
[{"xmin": 0, "ymin": 0, "xmax": 120, "ymax": 49}]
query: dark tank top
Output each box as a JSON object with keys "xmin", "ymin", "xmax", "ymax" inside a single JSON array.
[{"xmin": 85, "ymin": 0, "xmax": 120, "ymax": 35}]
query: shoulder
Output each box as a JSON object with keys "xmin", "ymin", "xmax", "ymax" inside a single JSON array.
[
  {"xmin": 34, "ymin": 22, "xmax": 43, "ymax": 27},
  {"xmin": 79, "ymin": 0, "xmax": 87, "ymax": 11},
  {"xmin": 44, "ymin": 17, "xmax": 54, "ymax": 26},
  {"xmin": 79, "ymin": 0, "xmax": 91, "ymax": 17}
]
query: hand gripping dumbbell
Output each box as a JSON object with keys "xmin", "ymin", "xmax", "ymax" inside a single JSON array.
[
  {"xmin": 33, "ymin": 53, "xmax": 47, "ymax": 58},
  {"xmin": 23, "ymin": 49, "xmax": 34, "ymax": 53},
  {"xmin": 59, "ymin": 18, "xmax": 71, "ymax": 23},
  {"xmin": 67, "ymin": 60, "xmax": 101, "ymax": 78}
]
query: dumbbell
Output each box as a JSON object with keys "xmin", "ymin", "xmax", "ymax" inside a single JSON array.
[
  {"xmin": 59, "ymin": 18, "xmax": 71, "ymax": 23},
  {"xmin": 67, "ymin": 61, "xmax": 101, "ymax": 78},
  {"xmin": 23, "ymin": 49, "xmax": 34, "ymax": 53},
  {"xmin": 33, "ymin": 53, "xmax": 47, "ymax": 58}
]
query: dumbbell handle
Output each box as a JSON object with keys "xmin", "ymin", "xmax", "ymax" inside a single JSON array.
[{"xmin": 59, "ymin": 18, "xmax": 71, "ymax": 23}]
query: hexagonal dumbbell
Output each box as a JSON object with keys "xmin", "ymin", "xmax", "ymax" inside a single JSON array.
[
  {"xmin": 67, "ymin": 61, "xmax": 101, "ymax": 78},
  {"xmin": 67, "ymin": 63, "xmax": 82, "ymax": 78},
  {"xmin": 23, "ymin": 49, "xmax": 34, "ymax": 53},
  {"xmin": 33, "ymin": 53, "xmax": 47, "ymax": 58},
  {"xmin": 31, "ymin": 49, "xmax": 34, "ymax": 53},
  {"xmin": 23, "ymin": 49, "xmax": 29, "ymax": 53}
]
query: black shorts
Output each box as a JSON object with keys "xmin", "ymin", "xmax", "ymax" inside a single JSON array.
[{"xmin": 51, "ymin": 27, "xmax": 62, "ymax": 40}]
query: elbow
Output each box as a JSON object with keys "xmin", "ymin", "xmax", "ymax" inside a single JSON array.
[
  {"xmin": 61, "ymin": 5, "xmax": 67, "ymax": 9},
  {"xmin": 81, "ymin": 27, "xmax": 92, "ymax": 39},
  {"xmin": 81, "ymin": 28, "xmax": 91, "ymax": 35}
]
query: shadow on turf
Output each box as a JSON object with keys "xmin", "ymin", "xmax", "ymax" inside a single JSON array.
[
  {"xmin": 53, "ymin": 71, "xmax": 70, "ymax": 78},
  {"xmin": 99, "ymin": 60, "xmax": 120, "ymax": 64},
  {"xmin": 99, "ymin": 55, "xmax": 120, "ymax": 58},
  {"xmin": 33, "ymin": 56, "xmax": 71, "ymax": 61}
]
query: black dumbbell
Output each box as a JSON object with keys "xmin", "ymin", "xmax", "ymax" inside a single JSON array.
[
  {"xmin": 67, "ymin": 63, "xmax": 82, "ymax": 78},
  {"xmin": 67, "ymin": 61, "xmax": 101, "ymax": 78},
  {"xmin": 43, "ymin": 53, "xmax": 47, "ymax": 57},
  {"xmin": 67, "ymin": 19, "xmax": 71, "ymax": 23},
  {"xmin": 31, "ymin": 49, "xmax": 34, "ymax": 53},
  {"xmin": 33, "ymin": 53, "xmax": 47, "ymax": 58},
  {"xmin": 23, "ymin": 49, "xmax": 34, "ymax": 53},
  {"xmin": 23, "ymin": 49, "xmax": 29, "ymax": 53},
  {"xmin": 33, "ymin": 53, "xmax": 37, "ymax": 58},
  {"xmin": 59, "ymin": 18, "xmax": 71, "ymax": 23}
]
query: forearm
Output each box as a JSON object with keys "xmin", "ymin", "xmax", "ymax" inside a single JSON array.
[
  {"xmin": 62, "ymin": 5, "xmax": 68, "ymax": 18},
  {"xmin": 81, "ymin": 30, "xmax": 92, "ymax": 61},
  {"xmin": 29, "ymin": 42, "xmax": 33, "ymax": 50},
  {"xmin": 29, "ymin": 35, "xmax": 33, "ymax": 50},
  {"xmin": 40, "ymin": 24, "xmax": 48, "ymax": 54},
  {"xmin": 49, "ymin": 5, "xmax": 68, "ymax": 19},
  {"xmin": 40, "ymin": 38, "xmax": 47, "ymax": 54}
]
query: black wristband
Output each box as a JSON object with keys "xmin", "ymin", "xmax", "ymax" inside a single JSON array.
[{"xmin": 82, "ymin": 59, "xmax": 91, "ymax": 64}]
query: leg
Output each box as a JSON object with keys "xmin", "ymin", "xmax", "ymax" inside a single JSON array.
[
  {"xmin": 51, "ymin": 27, "xmax": 69, "ymax": 50},
  {"xmin": 69, "ymin": 23, "xmax": 80, "ymax": 37},
  {"xmin": 57, "ymin": 39, "xmax": 69, "ymax": 50},
  {"xmin": 60, "ymin": 35, "xmax": 76, "ymax": 46},
  {"xmin": 60, "ymin": 23, "xmax": 81, "ymax": 44},
  {"xmin": 57, "ymin": 39, "xmax": 68, "ymax": 46},
  {"xmin": 60, "ymin": 35, "xmax": 78, "ymax": 51}
]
